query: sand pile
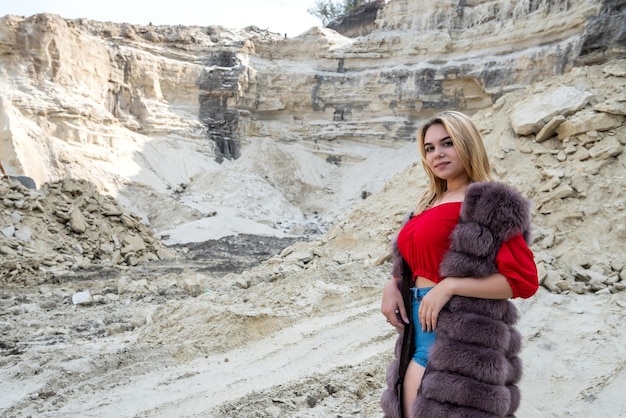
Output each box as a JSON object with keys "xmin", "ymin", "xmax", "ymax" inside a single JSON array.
[{"xmin": 0, "ymin": 177, "xmax": 175, "ymax": 285}]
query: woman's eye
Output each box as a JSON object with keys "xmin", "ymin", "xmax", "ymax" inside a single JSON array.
[
  {"xmin": 444, "ymin": 141, "xmax": 454, "ymax": 147},
  {"xmin": 425, "ymin": 146, "xmax": 434, "ymax": 152}
]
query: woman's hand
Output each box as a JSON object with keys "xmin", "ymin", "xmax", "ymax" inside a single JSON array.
[
  {"xmin": 381, "ymin": 277, "xmax": 410, "ymax": 328},
  {"xmin": 418, "ymin": 279, "xmax": 453, "ymax": 332}
]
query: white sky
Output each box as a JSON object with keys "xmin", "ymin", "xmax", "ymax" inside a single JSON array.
[{"xmin": 0, "ymin": 0, "xmax": 322, "ymax": 37}]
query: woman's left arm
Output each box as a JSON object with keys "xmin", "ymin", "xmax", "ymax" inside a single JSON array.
[{"xmin": 418, "ymin": 273, "xmax": 512, "ymax": 332}]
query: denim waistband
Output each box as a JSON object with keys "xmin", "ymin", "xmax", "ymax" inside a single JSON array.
[{"xmin": 410, "ymin": 287, "xmax": 433, "ymax": 301}]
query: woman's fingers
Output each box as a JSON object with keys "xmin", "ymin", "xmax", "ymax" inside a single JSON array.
[
  {"xmin": 381, "ymin": 303, "xmax": 405, "ymax": 328},
  {"xmin": 418, "ymin": 282, "xmax": 452, "ymax": 331},
  {"xmin": 386, "ymin": 307, "xmax": 404, "ymax": 328},
  {"xmin": 419, "ymin": 302, "xmax": 440, "ymax": 332},
  {"xmin": 419, "ymin": 307, "xmax": 430, "ymax": 332},
  {"xmin": 381, "ymin": 278, "xmax": 408, "ymax": 328},
  {"xmin": 397, "ymin": 304, "xmax": 409, "ymax": 324}
]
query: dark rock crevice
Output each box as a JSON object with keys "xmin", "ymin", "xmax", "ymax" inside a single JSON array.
[
  {"xmin": 198, "ymin": 51, "xmax": 243, "ymax": 162},
  {"xmin": 577, "ymin": 0, "xmax": 626, "ymax": 65},
  {"xmin": 326, "ymin": 0, "xmax": 385, "ymax": 38}
]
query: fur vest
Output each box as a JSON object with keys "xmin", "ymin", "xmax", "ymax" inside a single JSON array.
[{"xmin": 381, "ymin": 182, "xmax": 532, "ymax": 418}]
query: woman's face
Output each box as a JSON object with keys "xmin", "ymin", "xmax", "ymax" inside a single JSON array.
[{"xmin": 423, "ymin": 123, "xmax": 468, "ymax": 183}]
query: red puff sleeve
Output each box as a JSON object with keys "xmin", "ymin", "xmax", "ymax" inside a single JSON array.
[{"xmin": 496, "ymin": 234, "xmax": 539, "ymax": 299}]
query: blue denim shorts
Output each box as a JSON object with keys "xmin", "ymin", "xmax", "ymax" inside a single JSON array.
[{"xmin": 411, "ymin": 287, "xmax": 436, "ymax": 367}]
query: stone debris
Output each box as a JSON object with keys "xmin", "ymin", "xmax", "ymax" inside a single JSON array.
[
  {"xmin": 71, "ymin": 290, "xmax": 92, "ymax": 305},
  {"xmin": 510, "ymin": 86, "xmax": 594, "ymax": 136},
  {"xmin": 0, "ymin": 177, "xmax": 176, "ymax": 285}
]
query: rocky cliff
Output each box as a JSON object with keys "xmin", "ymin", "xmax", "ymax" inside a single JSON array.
[{"xmin": 1, "ymin": 0, "xmax": 623, "ymax": 174}]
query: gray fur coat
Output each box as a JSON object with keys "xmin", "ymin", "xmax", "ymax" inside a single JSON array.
[{"xmin": 381, "ymin": 181, "xmax": 532, "ymax": 418}]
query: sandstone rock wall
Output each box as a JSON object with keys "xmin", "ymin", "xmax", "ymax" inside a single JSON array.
[{"xmin": 2, "ymin": 1, "xmax": 623, "ymax": 184}]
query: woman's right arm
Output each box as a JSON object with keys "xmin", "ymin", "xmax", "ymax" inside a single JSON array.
[{"xmin": 381, "ymin": 276, "xmax": 410, "ymax": 328}]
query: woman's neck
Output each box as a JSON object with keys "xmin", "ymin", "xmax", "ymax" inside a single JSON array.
[
  {"xmin": 434, "ymin": 183, "xmax": 468, "ymax": 205},
  {"xmin": 445, "ymin": 182, "xmax": 469, "ymax": 194}
]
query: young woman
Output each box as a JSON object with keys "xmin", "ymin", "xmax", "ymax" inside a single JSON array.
[{"xmin": 380, "ymin": 110, "xmax": 539, "ymax": 418}]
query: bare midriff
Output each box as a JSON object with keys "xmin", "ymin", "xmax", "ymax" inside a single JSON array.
[{"xmin": 416, "ymin": 276, "xmax": 437, "ymax": 288}]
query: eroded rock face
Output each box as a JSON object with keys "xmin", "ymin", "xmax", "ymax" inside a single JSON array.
[{"xmin": 1, "ymin": 1, "xmax": 622, "ymax": 178}]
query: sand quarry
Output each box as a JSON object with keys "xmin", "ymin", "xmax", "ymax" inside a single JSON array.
[{"xmin": 1, "ymin": 61, "xmax": 626, "ymax": 417}]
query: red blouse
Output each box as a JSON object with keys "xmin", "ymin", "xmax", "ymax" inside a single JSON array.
[{"xmin": 397, "ymin": 202, "xmax": 538, "ymax": 299}]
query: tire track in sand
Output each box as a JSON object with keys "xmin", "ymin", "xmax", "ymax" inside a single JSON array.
[{"xmin": 53, "ymin": 298, "xmax": 396, "ymax": 417}]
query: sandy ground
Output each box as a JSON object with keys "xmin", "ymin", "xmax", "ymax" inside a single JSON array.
[{"xmin": 2, "ymin": 264, "xmax": 625, "ymax": 418}]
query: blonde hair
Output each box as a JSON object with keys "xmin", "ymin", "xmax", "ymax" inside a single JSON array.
[{"xmin": 415, "ymin": 110, "xmax": 493, "ymax": 213}]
